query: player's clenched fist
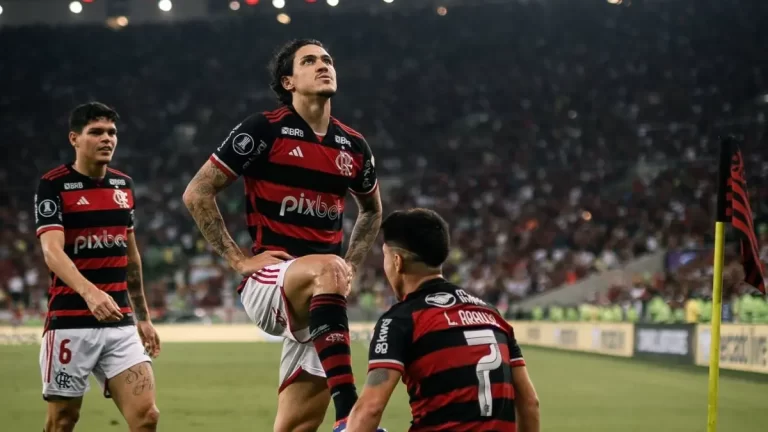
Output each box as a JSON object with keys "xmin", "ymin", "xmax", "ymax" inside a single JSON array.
[
  {"xmin": 137, "ymin": 321, "xmax": 161, "ymax": 358},
  {"xmin": 84, "ymin": 288, "xmax": 124, "ymax": 322},
  {"xmin": 235, "ymin": 250, "xmax": 294, "ymax": 276}
]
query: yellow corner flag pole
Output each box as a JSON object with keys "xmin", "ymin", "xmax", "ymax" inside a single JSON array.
[
  {"xmin": 706, "ymin": 221, "xmax": 725, "ymax": 432},
  {"xmin": 706, "ymin": 137, "xmax": 732, "ymax": 432}
]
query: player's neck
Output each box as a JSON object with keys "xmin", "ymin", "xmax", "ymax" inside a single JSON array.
[
  {"xmin": 292, "ymin": 97, "xmax": 331, "ymax": 134},
  {"xmin": 73, "ymin": 159, "xmax": 107, "ymax": 179},
  {"xmin": 400, "ymin": 274, "xmax": 444, "ymax": 299}
]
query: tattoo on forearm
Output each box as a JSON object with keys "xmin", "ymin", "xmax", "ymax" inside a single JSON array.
[
  {"xmin": 184, "ymin": 165, "xmax": 245, "ymax": 267},
  {"xmin": 345, "ymin": 196, "xmax": 382, "ymax": 270},
  {"xmin": 126, "ymin": 261, "xmax": 149, "ymax": 321},
  {"xmin": 366, "ymin": 369, "xmax": 392, "ymax": 387}
]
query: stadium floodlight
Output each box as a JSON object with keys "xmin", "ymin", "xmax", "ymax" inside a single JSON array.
[
  {"xmin": 69, "ymin": 1, "xmax": 83, "ymax": 14},
  {"xmin": 158, "ymin": 0, "xmax": 172, "ymax": 12},
  {"xmin": 327, "ymin": 0, "xmax": 339, "ymax": 6},
  {"xmin": 0, "ymin": 5, "xmax": 4, "ymax": 16},
  {"xmin": 276, "ymin": 12, "xmax": 291, "ymax": 24},
  {"xmin": 230, "ymin": 1, "xmax": 241, "ymax": 10},
  {"xmin": 272, "ymin": 0, "xmax": 285, "ymax": 9},
  {"xmin": 383, "ymin": 0, "xmax": 394, "ymax": 3}
]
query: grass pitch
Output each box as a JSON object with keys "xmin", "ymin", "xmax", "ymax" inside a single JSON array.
[{"xmin": 1, "ymin": 342, "xmax": 766, "ymax": 431}]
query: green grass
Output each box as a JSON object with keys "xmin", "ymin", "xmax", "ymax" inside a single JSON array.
[{"xmin": 1, "ymin": 343, "xmax": 766, "ymax": 431}]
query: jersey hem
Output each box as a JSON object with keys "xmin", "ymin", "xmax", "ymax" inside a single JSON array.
[
  {"xmin": 36, "ymin": 225, "xmax": 64, "ymax": 237},
  {"xmin": 367, "ymin": 361, "xmax": 405, "ymax": 374},
  {"xmin": 209, "ymin": 154, "xmax": 238, "ymax": 179},
  {"xmin": 349, "ymin": 181, "xmax": 379, "ymax": 197},
  {"xmin": 510, "ymin": 358, "xmax": 526, "ymax": 367},
  {"xmin": 44, "ymin": 321, "xmax": 134, "ymax": 331}
]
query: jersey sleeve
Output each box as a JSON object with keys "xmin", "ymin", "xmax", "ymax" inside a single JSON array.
[
  {"xmin": 367, "ymin": 312, "xmax": 411, "ymax": 374},
  {"xmin": 508, "ymin": 327, "xmax": 526, "ymax": 368},
  {"xmin": 209, "ymin": 113, "xmax": 272, "ymax": 180},
  {"xmin": 349, "ymin": 138, "xmax": 378, "ymax": 196},
  {"xmin": 34, "ymin": 178, "xmax": 63, "ymax": 237},
  {"xmin": 127, "ymin": 177, "xmax": 136, "ymax": 232}
]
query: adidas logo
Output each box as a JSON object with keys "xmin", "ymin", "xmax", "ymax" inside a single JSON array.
[
  {"xmin": 76, "ymin": 197, "xmax": 90, "ymax": 206},
  {"xmin": 288, "ymin": 146, "xmax": 304, "ymax": 158}
]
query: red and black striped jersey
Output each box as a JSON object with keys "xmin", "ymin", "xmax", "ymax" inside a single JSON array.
[
  {"xmin": 209, "ymin": 106, "xmax": 377, "ymax": 263},
  {"xmin": 35, "ymin": 164, "xmax": 135, "ymax": 331},
  {"xmin": 368, "ymin": 278, "xmax": 526, "ymax": 432}
]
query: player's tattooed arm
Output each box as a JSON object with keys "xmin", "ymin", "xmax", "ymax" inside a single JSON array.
[
  {"xmin": 365, "ymin": 368, "xmax": 394, "ymax": 386},
  {"xmin": 345, "ymin": 189, "xmax": 383, "ymax": 274},
  {"xmin": 182, "ymin": 161, "xmax": 246, "ymax": 271},
  {"xmin": 126, "ymin": 232, "xmax": 150, "ymax": 321},
  {"xmin": 347, "ymin": 368, "xmax": 401, "ymax": 431}
]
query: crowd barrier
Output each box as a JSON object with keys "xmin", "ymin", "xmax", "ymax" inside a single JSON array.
[
  {"xmin": 694, "ymin": 324, "xmax": 768, "ymax": 374},
  {"xmin": 2, "ymin": 321, "xmax": 766, "ymax": 374},
  {"xmin": 509, "ymin": 321, "xmax": 768, "ymax": 374},
  {"xmin": 509, "ymin": 321, "xmax": 635, "ymax": 358}
]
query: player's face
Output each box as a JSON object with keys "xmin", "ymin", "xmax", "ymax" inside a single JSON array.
[
  {"xmin": 70, "ymin": 118, "xmax": 118, "ymax": 165},
  {"xmin": 283, "ymin": 44, "xmax": 337, "ymax": 100}
]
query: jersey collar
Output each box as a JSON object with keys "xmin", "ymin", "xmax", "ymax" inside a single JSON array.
[
  {"xmin": 287, "ymin": 104, "xmax": 336, "ymax": 144},
  {"xmin": 404, "ymin": 277, "xmax": 448, "ymax": 301}
]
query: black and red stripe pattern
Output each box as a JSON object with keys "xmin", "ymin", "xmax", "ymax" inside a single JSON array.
[
  {"xmin": 35, "ymin": 164, "xmax": 135, "ymax": 331},
  {"xmin": 368, "ymin": 279, "xmax": 525, "ymax": 431},
  {"xmin": 717, "ymin": 138, "xmax": 765, "ymax": 294},
  {"xmin": 209, "ymin": 106, "xmax": 377, "ymax": 259},
  {"xmin": 309, "ymin": 293, "xmax": 358, "ymax": 421}
]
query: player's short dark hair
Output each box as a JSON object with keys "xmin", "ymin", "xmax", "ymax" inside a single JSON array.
[
  {"xmin": 69, "ymin": 102, "xmax": 119, "ymax": 133},
  {"xmin": 269, "ymin": 38, "xmax": 325, "ymax": 106},
  {"xmin": 382, "ymin": 208, "xmax": 450, "ymax": 268}
]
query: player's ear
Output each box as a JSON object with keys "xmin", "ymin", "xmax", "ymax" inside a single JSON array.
[
  {"xmin": 394, "ymin": 254, "xmax": 405, "ymax": 274},
  {"xmin": 68, "ymin": 131, "xmax": 78, "ymax": 149},
  {"xmin": 281, "ymin": 75, "xmax": 294, "ymax": 92}
]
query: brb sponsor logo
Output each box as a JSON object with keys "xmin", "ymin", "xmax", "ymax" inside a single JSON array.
[
  {"xmin": 335, "ymin": 135, "xmax": 351, "ymax": 145},
  {"xmin": 74, "ymin": 230, "xmax": 127, "ymax": 254},
  {"xmin": 279, "ymin": 193, "xmax": 342, "ymax": 220},
  {"xmin": 64, "ymin": 182, "xmax": 83, "ymax": 190},
  {"xmin": 281, "ymin": 127, "xmax": 304, "ymax": 138}
]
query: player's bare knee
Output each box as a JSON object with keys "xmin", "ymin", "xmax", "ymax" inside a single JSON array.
[
  {"xmin": 311, "ymin": 255, "xmax": 349, "ymax": 296},
  {"xmin": 47, "ymin": 406, "xmax": 79, "ymax": 432},
  {"xmin": 141, "ymin": 405, "xmax": 160, "ymax": 428},
  {"xmin": 274, "ymin": 417, "xmax": 322, "ymax": 432},
  {"xmin": 129, "ymin": 404, "xmax": 159, "ymax": 431}
]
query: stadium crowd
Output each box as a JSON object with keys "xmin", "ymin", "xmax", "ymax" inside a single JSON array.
[{"xmin": 2, "ymin": 0, "xmax": 767, "ymax": 323}]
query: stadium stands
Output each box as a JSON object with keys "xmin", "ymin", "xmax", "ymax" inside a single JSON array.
[{"xmin": 1, "ymin": 0, "xmax": 767, "ymax": 324}]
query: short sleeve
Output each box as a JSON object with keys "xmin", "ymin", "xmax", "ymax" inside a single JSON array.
[
  {"xmin": 127, "ymin": 178, "xmax": 136, "ymax": 232},
  {"xmin": 349, "ymin": 138, "xmax": 378, "ymax": 196},
  {"xmin": 35, "ymin": 178, "xmax": 63, "ymax": 237},
  {"xmin": 508, "ymin": 327, "xmax": 526, "ymax": 368},
  {"xmin": 209, "ymin": 114, "xmax": 272, "ymax": 180},
  {"xmin": 367, "ymin": 313, "xmax": 411, "ymax": 374}
]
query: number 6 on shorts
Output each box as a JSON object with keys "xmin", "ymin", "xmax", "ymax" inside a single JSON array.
[
  {"xmin": 464, "ymin": 329, "xmax": 502, "ymax": 417},
  {"xmin": 59, "ymin": 339, "xmax": 72, "ymax": 364}
]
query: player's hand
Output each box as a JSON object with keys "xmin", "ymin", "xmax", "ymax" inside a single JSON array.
[
  {"xmin": 235, "ymin": 250, "xmax": 294, "ymax": 276},
  {"xmin": 137, "ymin": 320, "xmax": 161, "ymax": 358},
  {"xmin": 84, "ymin": 288, "xmax": 124, "ymax": 322},
  {"xmin": 344, "ymin": 260, "xmax": 357, "ymax": 296}
]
